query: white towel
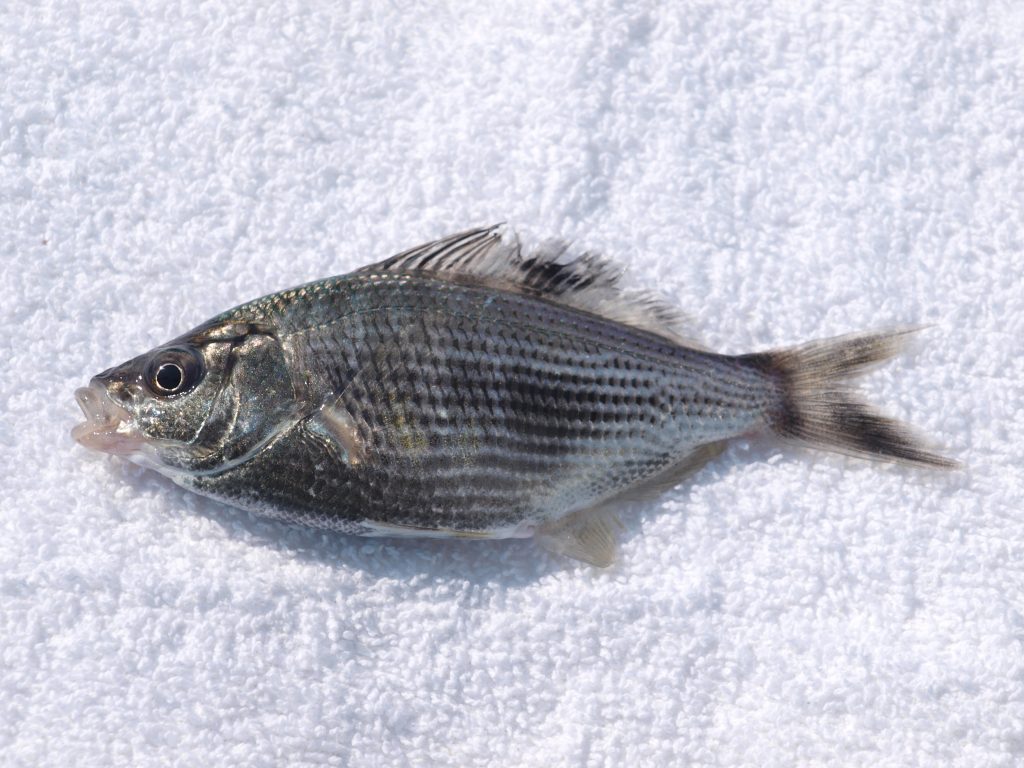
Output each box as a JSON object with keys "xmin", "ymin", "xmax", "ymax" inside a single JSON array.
[{"xmin": 2, "ymin": 1, "xmax": 1021, "ymax": 765}]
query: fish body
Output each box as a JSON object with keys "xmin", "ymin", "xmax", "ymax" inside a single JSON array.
[{"xmin": 74, "ymin": 227, "xmax": 955, "ymax": 565}]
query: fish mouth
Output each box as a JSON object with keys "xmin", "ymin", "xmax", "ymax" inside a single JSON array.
[{"xmin": 72, "ymin": 382, "xmax": 144, "ymax": 456}]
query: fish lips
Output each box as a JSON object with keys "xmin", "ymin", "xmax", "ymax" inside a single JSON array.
[{"xmin": 72, "ymin": 381, "xmax": 144, "ymax": 456}]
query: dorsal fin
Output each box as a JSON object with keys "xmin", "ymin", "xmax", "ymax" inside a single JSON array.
[{"xmin": 358, "ymin": 225, "xmax": 698, "ymax": 346}]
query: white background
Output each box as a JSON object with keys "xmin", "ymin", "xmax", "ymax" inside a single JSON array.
[{"xmin": 2, "ymin": 1, "xmax": 1022, "ymax": 766}]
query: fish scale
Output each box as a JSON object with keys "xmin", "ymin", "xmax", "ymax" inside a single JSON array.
[
  {"xmin": 199, "ymin": 274, "xmax": 773, "ymax": 534},
  {"xmin": 73, "ymin": 226, "xmax": 956, "ymax": 566}
]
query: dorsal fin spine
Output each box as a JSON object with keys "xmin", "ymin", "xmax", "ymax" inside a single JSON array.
[{"xmin": 356, "ymin": 225, "xmax": 698, "ymax": 346}]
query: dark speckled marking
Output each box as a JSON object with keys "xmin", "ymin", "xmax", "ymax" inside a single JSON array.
[{"xmin": 189, "ymin": 272, "xmax": 775, "ymax": 533}]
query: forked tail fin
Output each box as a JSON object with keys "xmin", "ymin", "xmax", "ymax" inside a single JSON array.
[{"xmin": 742, "ymin": 328, "xmax": 958, "ymax": 469}]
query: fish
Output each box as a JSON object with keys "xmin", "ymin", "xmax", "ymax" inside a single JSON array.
[{"xmin": 73, "ymin": 225, "xmax": 957, "ymax": 566}]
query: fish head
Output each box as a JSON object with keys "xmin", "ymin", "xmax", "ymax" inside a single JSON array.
[{"xmin": 73, "ymin": 320, "xmax": 296, "ymax": 475}]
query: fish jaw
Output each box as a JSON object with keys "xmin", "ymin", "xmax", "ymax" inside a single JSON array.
[{"xmin": 72, "ymin": 381, "xmax": 146, "ymax": 456}]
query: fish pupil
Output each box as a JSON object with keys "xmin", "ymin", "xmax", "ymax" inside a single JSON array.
[{"xmin": 156, "ymin": 362, "xmax": 184, "ymax": 392}]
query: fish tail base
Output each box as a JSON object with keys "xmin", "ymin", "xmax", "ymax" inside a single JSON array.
[{"xmin": 742, "ymin": 327, "xmax": 958, "ymax": 469}]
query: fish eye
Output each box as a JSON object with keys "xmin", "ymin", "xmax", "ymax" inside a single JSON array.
[
  {"xmin": 155, "ymin": 363, "xmax": 183, "ymax": 392},
  {"xmin": 145, "ymin": 347, "xmax": 204, "ymax": 397}
]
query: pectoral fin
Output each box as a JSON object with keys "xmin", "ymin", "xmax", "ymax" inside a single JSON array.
[{"xmin": 308, "ymin": 402, "xmax": 366, "ymax": 466}]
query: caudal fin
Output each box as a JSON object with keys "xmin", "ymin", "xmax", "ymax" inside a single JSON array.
[{"xmin": 744, "ymin": 328, "xmax": 958, "ymax": 469}]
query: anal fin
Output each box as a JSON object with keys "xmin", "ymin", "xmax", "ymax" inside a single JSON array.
[
  {"xmin": 537, "ymin": 508, "xmax": 621, "ymax": 568},
  {"xmin": 536, "ymin": 441, "xmax": 727, "ymax": 567},
  {"xmin": 609, "ymin": 440, "xmax": 727, "ymax": 506}
]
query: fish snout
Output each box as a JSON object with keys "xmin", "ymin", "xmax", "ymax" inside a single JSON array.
[{"xmin": 72, "ymin": 380, "xmax": 143, "ymax": 455}]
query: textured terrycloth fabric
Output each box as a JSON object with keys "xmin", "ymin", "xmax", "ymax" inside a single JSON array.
[{"xmin": 2, "ymin": 1, "xmax": 1021, "ymax": 766}]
